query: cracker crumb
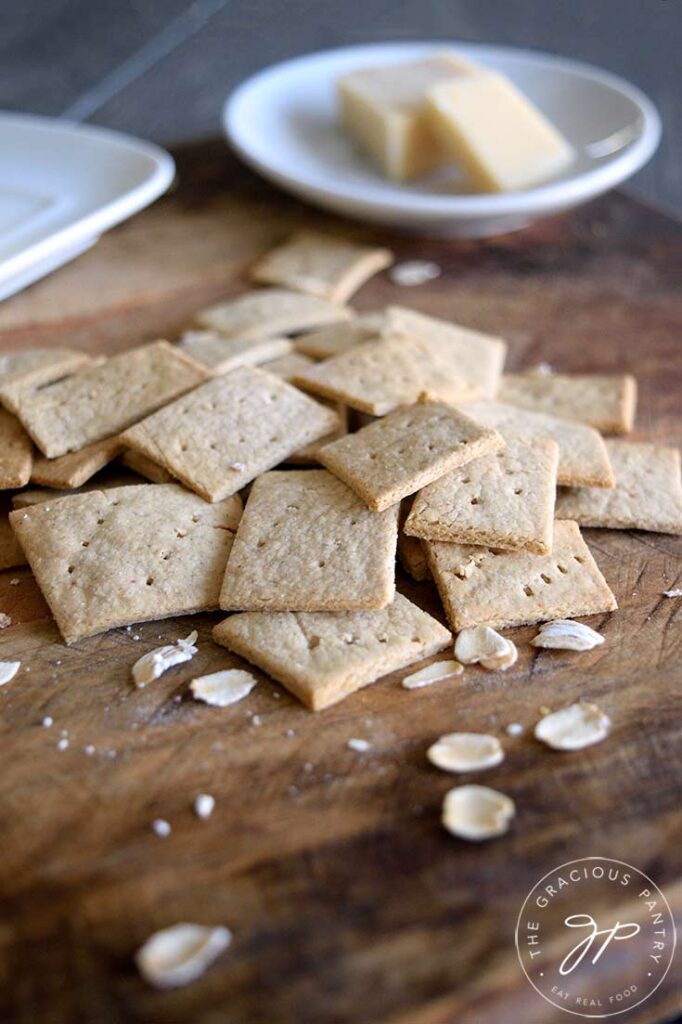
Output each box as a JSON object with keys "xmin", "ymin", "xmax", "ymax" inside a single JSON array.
[
  {"xmin": 347, "ymin": 737, "xmax": 371, "ymax": 752},
  {"xmin": 194, "ymin": 793, "xmax": 215, "ymax": 819},
  {"xmin": 389, "ymin": 260, "xmax": 441, "ymax": 286},
  {"xmin": 152, "ymin": 818, "xmax": 172, "ymax": 838}
]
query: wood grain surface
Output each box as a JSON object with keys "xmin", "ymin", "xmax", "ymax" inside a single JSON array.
[{"xmin": 0, "ymin": 143, "xmax": 680, "ymax": 1024}]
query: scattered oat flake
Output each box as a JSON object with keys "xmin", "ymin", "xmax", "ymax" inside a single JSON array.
[
  {"xmin": 402, "ymin": 659, "xmax": 463, "ymax": 689},
  {"xmin": 389, "ymin": 260, "xmax": 441, "ymax": 286},
  {"xmin": 0, "ymin": 661, "xmax": 21, "ymax": 686},
  {"xmin": 455, "ymin": 626, "xmax": 517, "ymax": 671},
  {"xmin": 190, "ymin": 668, "xmax": 257, "ymax": 707},
  {"xmin": 428, "ymin": 733, "xmax": 504, "ymax": 773},
  {"xmin": 531, "ymin": 619, "xmax": 604, "ymax": 652},
  {"xmin": 0, "ymin": 612, "xmax": 11, "ymax": 629},
  {"xmin": 194, "ymin": 794, "xmax": 215, "ymax": 819},
  {"xmin": 535, "ymin": 701, "xmax": 611, "ymax": 751},
  {"xmin": 152, "ymin": 819, "xmax": 172, "ymax": 838},
  {"xmin": 442, "ymin": 784, "xmax": 515, "ymax": 841},
  {"xmin": 133, "ymin": 631, "xmax": 198, "ymax": 687},
  {"xmin": 663, "ymin": 588, "xmax": 682, "ymax": 598},
  {"xmin": 347, "ymin": 738, "xmax": 371, "ymax": 752},
  {"xmin": 505, "ymin": 723, "xmax": 524, "ymax": 737},
  {"xmin": 136, "ymin": 923, "xmax": 232, "ymax": 989}
]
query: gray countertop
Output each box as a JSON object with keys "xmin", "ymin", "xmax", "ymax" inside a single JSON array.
[
  {"xmin": 0, "ymin": 7, "xmax": 680, "ymax": 1024},
  {"xmin": 3, "ymin": 0, "xmax": 680, "ymax": 215}
]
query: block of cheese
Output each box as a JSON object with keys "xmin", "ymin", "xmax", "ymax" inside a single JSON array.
[
  {"xmin": 425, "ymin": 71, "xmax": 574, "ymax": 192},
  {"xmin": 338, "ymin": 52, "xmax": 477, "ymax": 182}
]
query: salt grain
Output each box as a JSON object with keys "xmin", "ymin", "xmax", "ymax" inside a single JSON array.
[
  {"xmin": 347, "ymin": 738, "xmax": 371, "ymax": 752},
  {"xmin": 505, "ymin": 723, "xmax": 524, "ymax": 737},
  {"xmin": 194, "ymin": 794, "xmax": 215, "ymax": 820},
  {"xmin": 152, "ymin": 819, "xmax": 172, "ymax": 838},
  {"xmin": 41, "ymin": 716, "xmax": 53, "ymax": 728},
  {"xmin": 57, "ymin": 738, "xmax": 69, "ymax": 751}
]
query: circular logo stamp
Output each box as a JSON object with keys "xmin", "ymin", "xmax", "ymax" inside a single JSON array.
[{"xmin": 516, "ymin": 857, "xmax": 676, "ymax": 1018}]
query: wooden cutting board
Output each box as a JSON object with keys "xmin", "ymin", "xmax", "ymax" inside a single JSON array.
[{"xmin": 0, "ymin": 142, "xmax": 680, "ymax": 1024}]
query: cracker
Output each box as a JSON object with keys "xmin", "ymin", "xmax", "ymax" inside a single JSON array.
[
  {"xmin": 292, "ymin": 334, "xmax": 476, "ymax": 416},
  {"xmin": 286, "ymin": 402, "xmax": 348, "ymax": 466},
  {"xmin": 30, "ymin": 437, "xmax": 124, "ymax": 489},
  {"xmin": 177, "ymin": 330, "xmax": 293, "ymax": 374},
  {"xmin": 261, "ymin": 351, "xmax": 315, "ymax": 381},
  {"xmin": 0, "ymin": 347, "xmax": 93, "ymax": 389},
  {"xmin": 384, "ymin": 306, "xmax": 507, "ymax": 399},
  {"xmin": 120, "ymin": 367, "xmax": 340, "ymax": 502},
  {"xmin": 9, "ymin": 484, "xmax": 243, "ymax": 644},
  {"xmin": 405, "ymin": 438, "xmax": 558, "ymax": 554},
  {"xmin": 196, "ymin": 288, "xmax": 350, "ymax": 339},
  {"xmin": 498, "ymin": 373, "xmax": 636, "ymax": 434},
  {"xmin": 120, "ymin": 449, "xmax": 175, "ymax": 484},
  {"xmin": 398, "ymin": 532, "xmax": 430, "ymax": 582},
  {"xmin": 424, "ymin": 519, "xmax": 617, "ymax": 631},
  {"xmin": 556, "ymin": 440, "xmax": 682, "ymax": 534},
  {"xmin": 0, "ymin": 496, "xmax": 26, "ymax": 571},
  {"xmin": 2, "ymin": 341, "xmax": 209, "ymax": 458},
  {"xmin": 12, "ymin": 475, "xmax": 142, "ymax": 509},
  {"xmin": 319, "ymin": 400, "xmax": 503, "ymax": 511},
  {"xmin": 251, "ymin": 231, "xmax": 393, "ymax": 303},
  {"xmin": 212, "ymin": 592, "xmax": 451, "ymax": 711},
  {"xmin": 0, "ymin": 408, "xmax": 33, "ymax": 489},
  {"xmin": 220, "ymin": 469, "xmax": 398, "ymax": 611},
  {"xmin": 460, "ymin": 401, "xmax": 614, "ymax": 488},
  {"xmin": 295, "ymin": 316, "xmax": 382, "ymax": 360}
]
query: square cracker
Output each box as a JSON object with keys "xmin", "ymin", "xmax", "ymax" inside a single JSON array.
[
  {"xmin": 212, "ymin": 592, "xmax": 451, "ymax": 711},
  {"xmin": 196, "ymin": 288, "xmax": 351, "ymax": 339},
  {"xmin": 2, "ymin": 341, "xmax": 210, "ymax": 458},
  {"xmin": 9, "ymin": 484, "xmax": 243, "ymax": 644},
  {"xmin": 0, "ymin": 347, "xmax": 93, "ymax": 390},
  {"xmin": 498, "ymin": 373, "xmax": 637, "ymax": 435},
  {"xmin": 384, "ymin": 306, "xmax": 507, "ymax": 399},
  {"xmin": 295, "ymin": 316, "xmax": 382, "ymax": 360},
  {"xmin": 220, "ymin": 469, "xmax": 398, "ymax": 612},
  {"xmin": 286, "ymin": 401, "xmax": 348, "ymax": 466},
  {"xmin": 30, "ymin": 437, "xmax": 124, "ymax": 489},
  {"xmin": 556, "ymin": 440, "xmax": 682, "ymax": 534},
  {"xmin": 251, "ymin": 231, "xmax": 393, "ymax": 303},
  {"xmin": 319, "ymin": 400, "xmax": 503, "ymax": 511},
  {"xmin": 292, "ymin": 334, "xmax": 477, "ymax": 416},
  {"xmin": 424, "ymin": 519, "xmax": 617, "ymax": 631},
  {"xmin": 0, "ymin": 409, "xmax": 33, "ymax": 489},
  {"xmin": 405, "ymin": 438, "xmax": 558, "ymax": 554},
  {"xmin": 261, "ymin": 351, "xmax": 315, "ymax": 381},
  {"xmin": 460, "ymin": 401, "xmax": 614, "ymax": 488},
  {"xmin": 120, "ymin": 367, "xmax": 340, "ymax": 502},
  {"xmin": 177, "ymin": 330, "xmax": 293, "ymax": 374}
]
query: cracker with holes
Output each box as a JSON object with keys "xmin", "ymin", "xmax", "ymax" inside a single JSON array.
[
  {"xmin": 220, "ymin": 469, "xmax": 398, "ymax": 611},
  {"xmin": 9, "ymin": 484, "xmax": 243, "ymax": 644},
  {"xmin": 251, "ymin": 231, "xmax": 394, "ymax": 303},
  {"xmin": 405, "ymin": 438, "xmax": 558, "ymax": 554},
  {"xmin": 384, "ymin": 306, "xmax": 507, "ymax": 399},
  {"xmin": 0, "ymin": 408, "xmax": 33, "ymax": 489},
  {"xmin": 295, "ymin": 316, "xmax": 382, "ymax": 360},
  {"xmin": 318, "ymin": 401, "xmax": 503, "ymax": 511},
  {"xmin": 293, "ymin": 335, "xmax": 476, "ymax": 416},
  {"xmin": 286, "ymin": 402, "xmax": 348, "ymax": 466},
  {"xmin": 30, "ymin": 437, "xmax": 124, "ymax": 489},
  {"xmin": 424, "ymin": 519, "xmax": 617, "ymax": 631},
  {"xmin": 2, "ymin": 341, "xmax": 209, "ymax": 458},
  {"xmin": 556, "ymin": 440, "xmax": 682, "ymax": 534},
  {"xmin": 196, "ymin": 288, "xmax": 350, "ymax": 338},
  {"xmin": 213, "ymin": 592, "xmax": 451, "ymax": 710},
  {"xmin": 460, "ymin": 401, "xmax": 614, "ymax": 488},
  {"xmin": 120, "ymin": 367, "xmax": 340, "ymax": 502},
  {"xmin": 177, "ymin": 330, "xmax": 293, "ymax": 374},
  {"xmin": 498, "ymin": 373, "xmax": 637, "ymax": 435}
]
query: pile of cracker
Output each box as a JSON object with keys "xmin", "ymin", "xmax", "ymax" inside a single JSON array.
[{"xmin": 1, "ymin": 230, "xmax": 681, "ymax": 710}]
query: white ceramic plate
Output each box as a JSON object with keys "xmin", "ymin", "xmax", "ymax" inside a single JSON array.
[
  {"xmin": 0, "ymin": 113, "xmax": 175, "ymax": 301},
  {"xmin": 224, "ymin": 42, "xmax": 661, "ymax": 237}
]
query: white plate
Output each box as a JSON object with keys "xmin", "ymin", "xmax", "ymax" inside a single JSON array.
[
  {"xmin": 224, "ymin": 42, "xmax": 661, "ymax": 237},
  {"xmin": 0, "ymin": 113, "xmax": 175, "ymax": 300}
]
